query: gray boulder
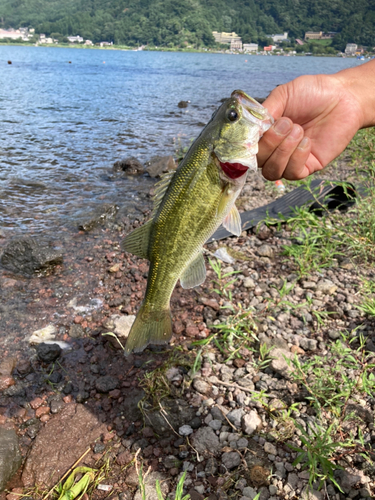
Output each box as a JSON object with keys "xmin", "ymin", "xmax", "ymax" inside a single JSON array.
[
  {"xmin": 0, "ymin": 237, "xmax": 63, "ymax": 277},
  {"xmin": 113, "ymin": 157, "xmax": 144, "ymax": 174},
  {"xmin": 0, "ymin": 428, "xmax": 22, "ymax": 491},
  {"xmin": 146, "ymin": 156, "xmax": 176, "ymax": 178}
]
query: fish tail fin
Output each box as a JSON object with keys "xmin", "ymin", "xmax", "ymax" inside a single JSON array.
[{"xmin": 124, "ymin": 304, "xmax": 172, "ymax": 355}]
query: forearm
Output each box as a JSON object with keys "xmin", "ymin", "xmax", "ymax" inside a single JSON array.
[{"xmin": 335, "ymin": 59, "xmax": 375, "ymax": 129}]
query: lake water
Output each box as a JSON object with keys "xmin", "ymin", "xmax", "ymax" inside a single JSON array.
[{"xmin": 0, "ymin": 46, "xmax": 363, "ymax": 235}]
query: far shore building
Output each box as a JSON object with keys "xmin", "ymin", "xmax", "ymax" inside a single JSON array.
[
  {"xmin": 345, "ymin": 43, "xmax": 358, "ymax": 55},
  {"xmin": 243, "ymin": 43, "xmax": 258, "ymax": 52},
  {"xmin": 296, "ymin": 39, "xmax": 304, "ymax": 45},
  {"xmin": 0, "ymin": 28, "xmax": 33, "ymax": 41},
  {"xmin": 269, "ymin": 32, "xmax": 289, "ymax": 43},
  {"xmin": 84, "ymin": 40, "xmax": 93, "ymax": 46},
  {"xmin": 212, "ymin": 31, "xmax": 242, "ymax": 46},
  {"xmin": 304, "ymin": 31, "xmax": 335, "ymax": 41},
  {"xmin": 67, "ymin": 35, "xmax": 84, "ymax": 43},
  {"xmin": 263, "ymin": 45, "xmax": 276, "ymax": 52},
  {"xmin": 99, "ymin": 41, "xmax": 113, "ymax": 47},
  {"xmin": 230, "ymin": 39, "xmax": 242, "ymax": 50}
]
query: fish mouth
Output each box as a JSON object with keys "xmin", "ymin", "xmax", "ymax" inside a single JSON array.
[
  {"xmin": 231, "ymin": 90, "xmax": 274, "ymax": 132},
  {"xmin": 219, "ymin": 160, "xmax": 249, "ymax": 179}
]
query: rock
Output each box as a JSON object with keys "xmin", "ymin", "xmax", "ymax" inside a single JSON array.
[
  {"xmin": 264, "ymin": 442, "xmax": 277, "ymax": 456},
  {"xmin": 0, "ymin": 429, "xmax": 22, "ymax": 491},
  {"xmin": 0, "ymin": 358, "xmax": 16, "ymax": 376},
  {"xmin": 36, "ymin": 343, "xmax": 62, "ymax": 363},
  {"xmin": 242, "ymin": 486, "xmax": 258, "ymax": 499},
  {"xmin": 301, "ymin": 487, "xmax": 322, "ymax": 500},
  {"xmin": 95, "ymin": 376, "xmax": 118, "ymax": 393},
  {"xmin": 222, "ymin": 451, "xmax": 241, "ymax": 470},
  {"xmin": 192, "ymin": 378, "xmax": 211, "ymax": 395},
  {"xmin": 178, "ymin": 100, "xmax": 190, "ymax": 108},
  {"xmin": 69, "ymin": 324, "xmax": 84, "ymax": 338},
  {"xmin": 22, "ymin": 404, "xmax": 107, "ymax": 488},
  {"xmin": 345, "ymin": 403, "xmax": 373, "ymax": 423},
  {"xmin": 226, "ymin": 408, "xmax": 244, "ymax": 428},
  {"xmin": 78, "ymin": 204, "xmax": 118, "ymax": 231},
  {"xmin": 146, "ymin": 156, "xmax": 176, "ymax": 178},
  {"xmin": 269, "ymin": 348, "xmax": 294, "ymax": 376},
  {"xmin": 191, "ymin": 427, "xmax": 220, "ymax": 456},
  {"xmin": 113, "ymin": 157, "xmax": 144, "ymax": 174},
  {"xmin": 0, "ymin": 237, "xmax": 63, "ymax": 276},
  {"xmin": 205, "ymin": 457, "xmax": 218, "ymax": 475},
  {"xmin": 335, "ymin": 468, "xmax": 370, "ymax": 493},
  {"xmin": 243, "ymin": 278, "xmax": 256, "ymax": 289},
  {"xmin": 315, "ymin": 279, "xmax": 337, "ymax": 295},
  {"xmin": 257, "ymin": 244, "xmax": 274, "ymax": 258},
  {"xmin": 179, "ymin": 425, "xmax": 193, "ymax": 436},
  {"xmin": 299, "ymin": 338, "xmax": 317, "ymax": 351},
  {"xmin": 328, "ymin": 330, "xmax": 341, "ymax": 340},
  {"xmin": 144, "ymin": 398, "xmax": 195, "ymax": 435},
  {"xmin": 133, "ymin": 472, "xmax": 169, "ymax": 500},
  {"xmin": 103, "ymin": 315, "xmax": 135, "ymax": 344},
  {"xmin": 241, "ymin": 410, "xmax": 261, "ymax": 435}
]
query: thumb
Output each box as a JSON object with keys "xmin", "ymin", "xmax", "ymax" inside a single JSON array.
[{"xmin": 262, "ymin": 85, "xmax": 289, "ymax": 120}]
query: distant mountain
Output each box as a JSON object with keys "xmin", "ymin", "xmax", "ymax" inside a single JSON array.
[{"xmin": 0, "ymin": 0, "xmax": 374, "ymax": 50}]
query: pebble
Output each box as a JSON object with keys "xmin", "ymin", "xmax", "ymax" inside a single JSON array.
[
  {"xmin": 179, "ymin": 425, "xmax": 193, "ymax": 436},
  {"xmin": 241, "ymin": 411, "xmax": 261, "ymax": 435},
  {"xmin": 36, "ymin": 343, "xmax": 62, "ymax": 363},
  {"xmin": 221, "ymin": 451, "xmax": 241, "ymax": 470}
]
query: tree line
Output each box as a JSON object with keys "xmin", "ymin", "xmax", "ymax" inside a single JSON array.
[{"xmin": 0, "ymin": 0, "xmax": 374, "ymax": 50}]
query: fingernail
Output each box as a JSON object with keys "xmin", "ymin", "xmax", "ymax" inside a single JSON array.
[
  {"xmin": 274, "ymin": 119, "xmax": 291, "ymax": 135},
  {"xmin": 297, "ymin": 137, "xmax": 309, "ymax": 149}
]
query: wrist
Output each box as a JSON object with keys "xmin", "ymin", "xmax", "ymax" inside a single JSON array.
[{"xmin": 335, "ymin": 60, "xmax": 375, "ymax": 129}]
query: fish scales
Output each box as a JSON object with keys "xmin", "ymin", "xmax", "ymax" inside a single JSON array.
[{"xmin": 121, "ymin": 90, "xmax": 273, "ymax": 354}]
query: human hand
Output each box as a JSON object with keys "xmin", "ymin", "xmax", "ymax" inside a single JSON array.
[{"xmin": 257, "ymin": 72, "xmax": 368, "ymax": 181}]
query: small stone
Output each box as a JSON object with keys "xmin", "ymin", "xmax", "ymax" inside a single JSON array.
[
  {"xmin": 244, "ymin": 278, "xmax": 256, "ymax": 289},
  {"xmin": 0, "ymin": 429, "xmax": 22, "ymax": 490},
  {"xmin": 95, "ymin": 376, "xmax": 118, "ymax": 393},
  {"xmin": 192, "ymin": 378, "xmax": 211, "ymax": 395},
  {"xmin": 36, "ymin": 343, "xmax": 62, "ymax": 363},
  {"xmin": 69, "ymin": 324, "xmax": 84, "ymax": 338},
  {"xmin": 179, "ymin": 425, "xmax": 193, "ymax": 436},
  {"xmin": 226, "ymin": 408, "xmax": 244, "ymax": 428},
  {"xmin": 269, "ymin": 348, "xmax": 293, "ymax": 376},
  {"xmin": 242, "ymin": 486, "xmax": 258, "ymax": 499},
  {"xmin": 264, "ymin": 442, "xmax": 277, "ymax": 455},
  {"xmin": 205, "ymin": 457, "xmax": 218, "ymax": 475},
  {"xmin": 208, "ymin": 419, "xmax": 222, "ymax": 431},
  {"xmin": 316, "ymin": 279, "xmax": 337, "ymax": 294},
  {"xmin": 50, "ymin": 399, "xmax": 65, "ymax": 413},
  {"xmin": 35, "ymin": 406, "xmax": 50, "ymax": 418},
  {"xmin": 222, "ymin": 451, "xmax": 241, "ymax": 470},
  {"xmin": 257, "ymin": 245, "xmax": 273, "ymax": 258},
  {"xmin": 30, "ymin": 397, "xmax": 44, "ymax": 409},
  {"xmin": 241, "ymin": 411, "xmax": 261, "ymax": 435},
  {"xmin": 191, "ymin": 427, "xmax": 220, "ymax": 455}
]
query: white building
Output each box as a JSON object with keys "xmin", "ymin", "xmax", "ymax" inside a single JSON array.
[
  {"xmin": 243, "ymin": 43, "xmax": 258, "ymax": 52},
  {"xmin": 345, "ymin": 43, "xmax": 357, "ymax": 55},
  {"xmin": 67, "ymin": 35, "xmax": 84, "ymax": 43},
  {"xmin": 212, "ymin": 31, "xmax": 242, "ymax": 45},
  {"xmin": 270, "ymin": 32, "xmax": 289, "ymax": 43},
  {"xmin": 230, "ymin": 39, "xmax": 242, "ymax": 50}
]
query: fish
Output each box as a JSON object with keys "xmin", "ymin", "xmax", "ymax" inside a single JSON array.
[{"xmin": 121, "ymin": 90, "xmax": 273, "ymax": 354}]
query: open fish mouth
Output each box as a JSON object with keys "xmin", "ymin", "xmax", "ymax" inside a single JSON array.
[{"xmin": 217, "ymin": 91, "xmax": 274, "ymax": 179}]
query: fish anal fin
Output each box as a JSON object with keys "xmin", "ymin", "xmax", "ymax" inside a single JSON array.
[
  {"xmin": 223, "ymin": 204, "xmax": 242, "ymax": 236},
  {"xmin": 124, "ymin": 305, "xmax": 172, "ymax": 355},
  {"xmin": 180, "ymin": 252, "xmax": 206, "ymax": 289},
  {"xmin": 121, "ymin": 220, "xmax": 152, "ymax": 260}
]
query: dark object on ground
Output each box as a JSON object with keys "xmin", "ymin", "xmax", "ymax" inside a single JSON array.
[
  {"xmin": 7, "ymin": 60, "xmax": 12, "ymax": 65},
  {"xmin": 36, "ymin": 343, "xmax": 62, "ymax": 363},
  {"xmin": 178, "ymin": 100, "xmax": 190, "ymax": 108},
  {"xmin": 0, "ymin": 428, "xmax": 22, "ymax": 491},
  {"xmin": 113, "ymin": 157, "xmax": 144, "ymax": 174},
  {"xmin": 210, "ymin": 179, "xmax": 357, "ymax": 242},
  {"xmin": 0, "ymin": 237, "xmax": 63, "ymax": 277},
  {"xmin": 78, "ymin": 203, "xmax": 119, "ymax": 231},
  {"xmin": 146, "ymin": 155, "xmax": 176, "ymax": 178}
]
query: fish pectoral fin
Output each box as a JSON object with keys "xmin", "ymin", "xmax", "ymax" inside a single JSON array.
[
  {"xmin": 180, "ymin": 252, "xmax": 206, "ymax": 289},
  {"xmin": 223, "ymin": 204, "xmax": 242, "ymax": 236},
  {"xmin": 121, "ymin": 220, "xmax": 152, "ymax": 260}
]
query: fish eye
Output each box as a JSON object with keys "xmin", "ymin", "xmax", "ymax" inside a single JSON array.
[{"xmin": 227, "ymin": 109, "xmax": 238, "ymax": 122}]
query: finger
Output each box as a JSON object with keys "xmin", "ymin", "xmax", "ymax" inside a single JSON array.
[
  {"xmin": 258, "ymin": 117, "xmax": 293, "ymax": 168},
  {"xmin": 261, "ymin": 124, "xmax": 304, "ymax": 181},
  {"xmin": 282, "ymin": 137, "xmax": 311, "ymax": 180}
]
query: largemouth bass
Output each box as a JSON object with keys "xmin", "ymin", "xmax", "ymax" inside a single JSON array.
[{"xmin": 121, "ymin": 90, "xmax": 273, "ymax": 354}]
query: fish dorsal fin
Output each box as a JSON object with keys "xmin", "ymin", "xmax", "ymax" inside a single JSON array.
[
  {"xmin": 152, "ymin": 170, "xmax": 176, "ymax": 217},
  {"xmin": 180, "ymin": 252, "xmax": 206, "ymax": 289},
  {"xmin": 121, "ymin": 220, "xmax": 152, "ymax": 260},
  {"xmin": 223, "ymin": 204, "xmax": 242, "ymax": 236}
]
